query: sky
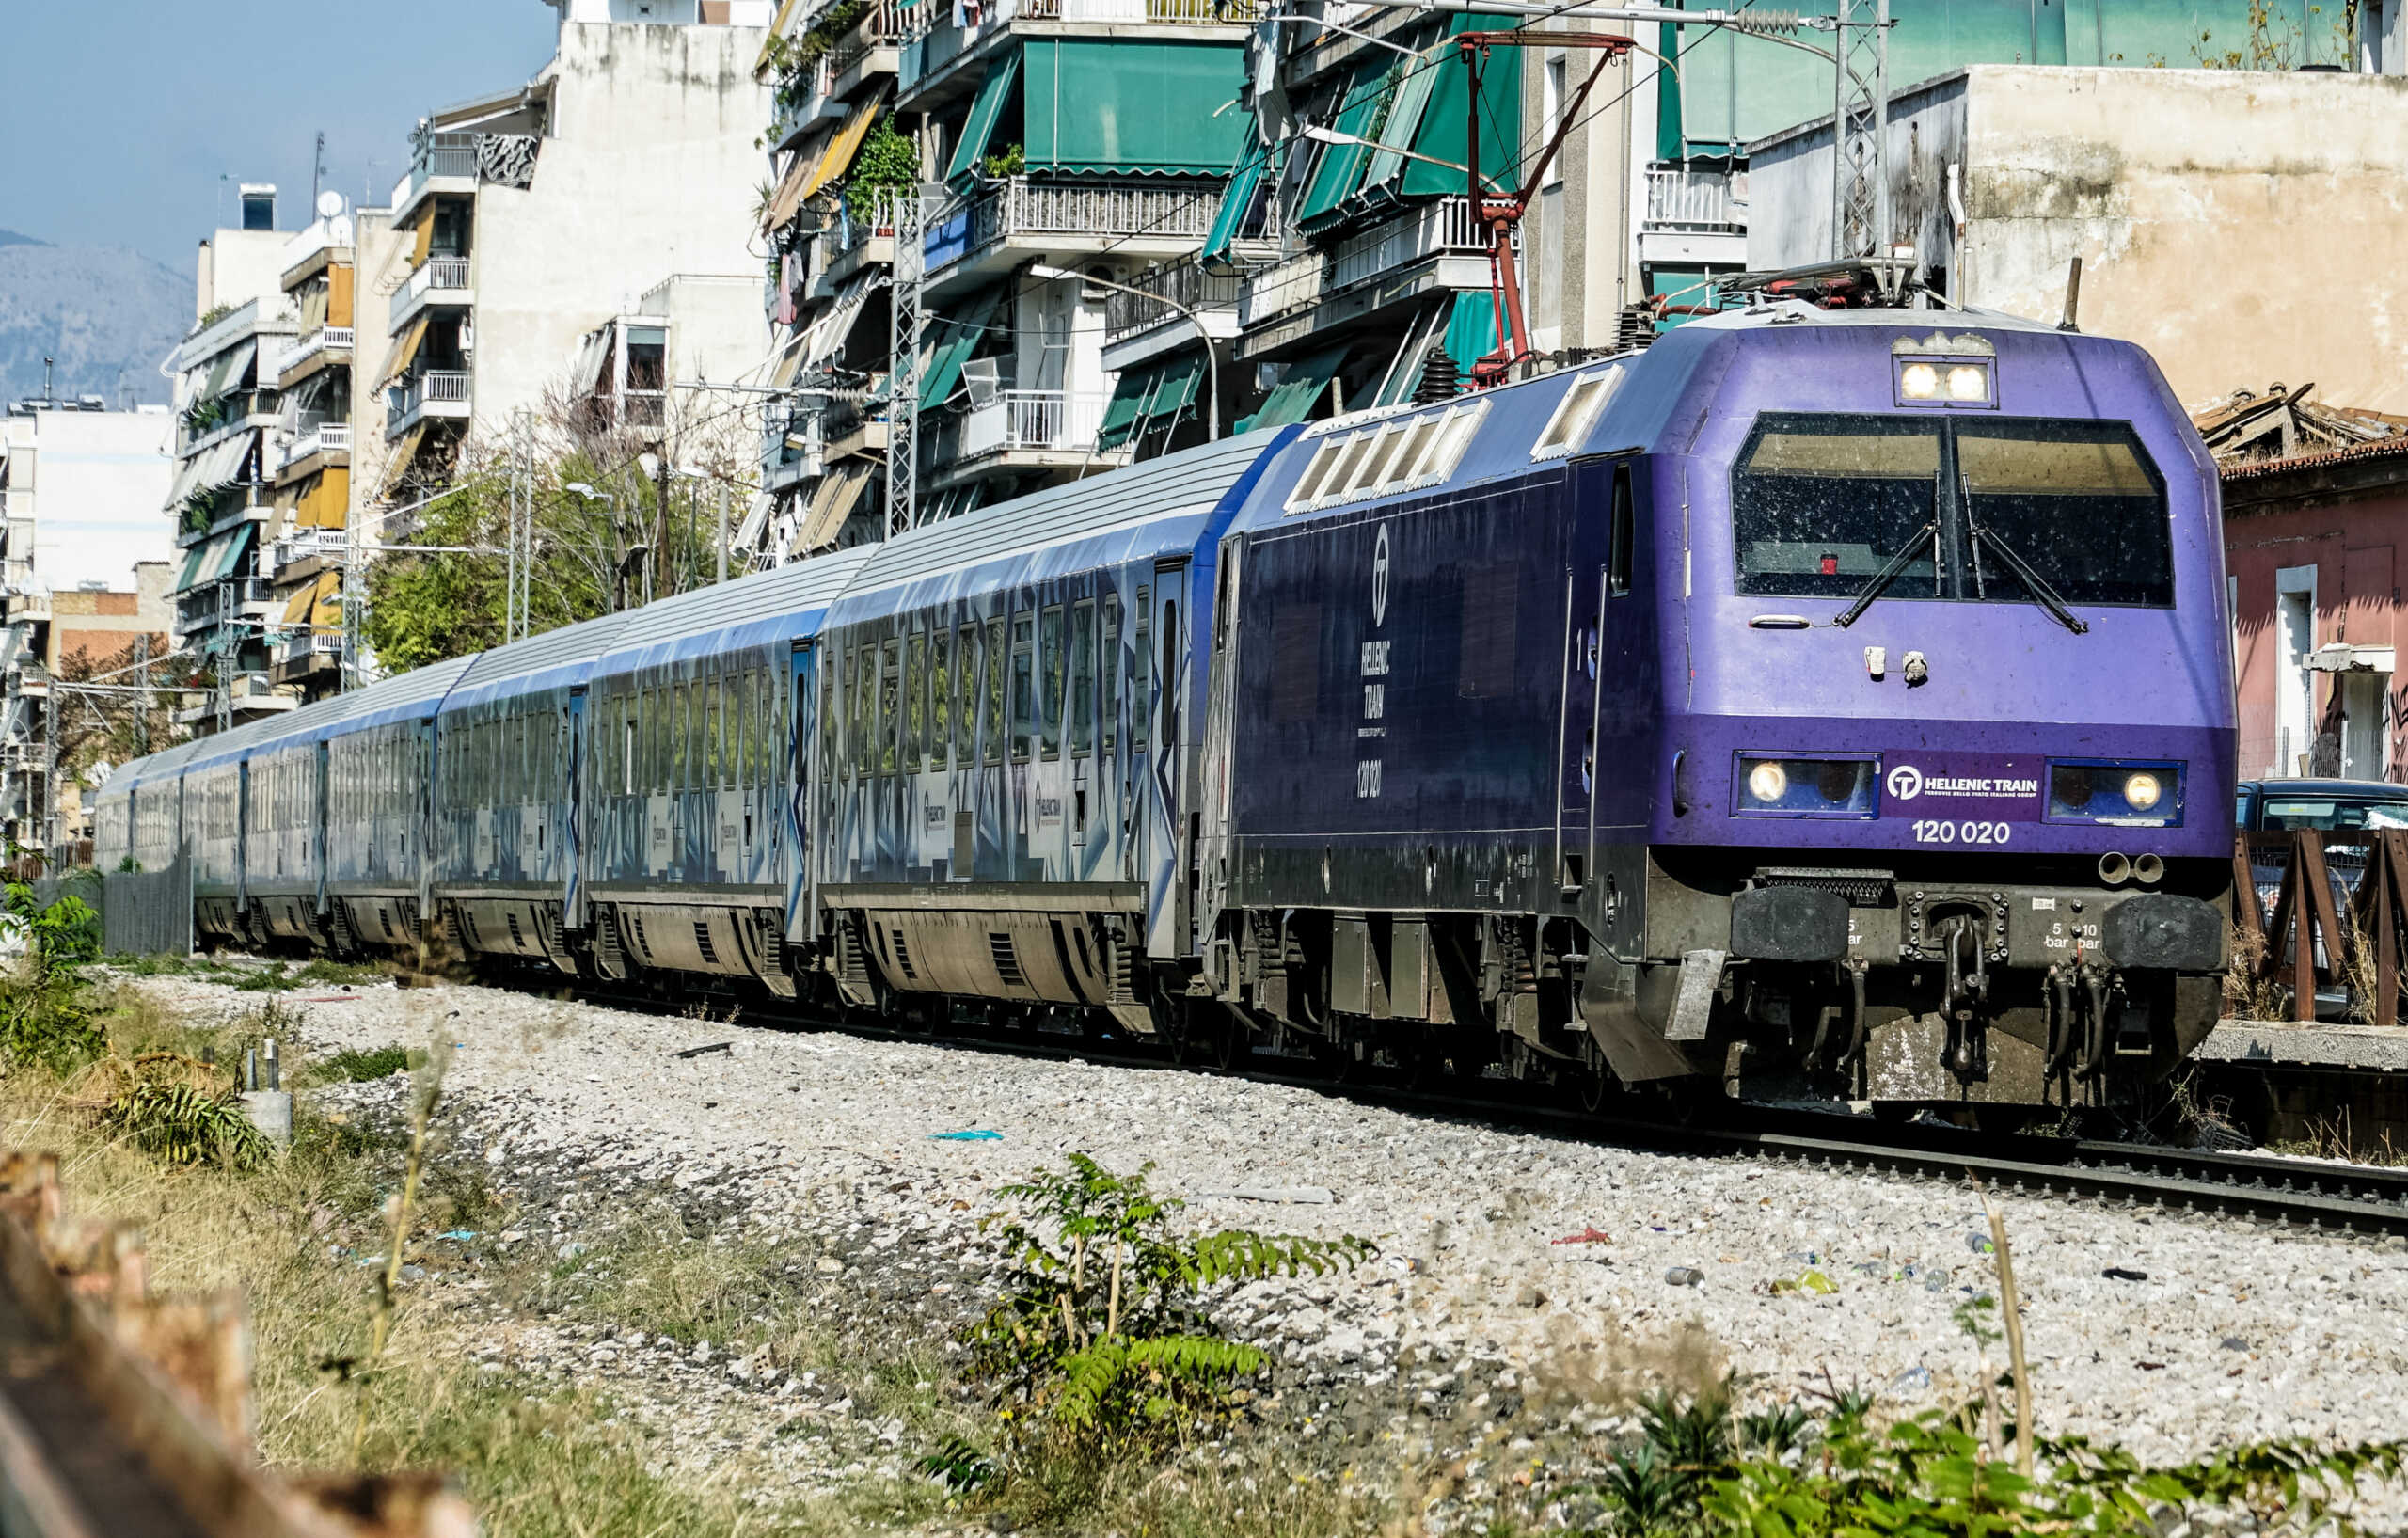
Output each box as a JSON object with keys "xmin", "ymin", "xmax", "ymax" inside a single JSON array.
[{"xmin": 0, "ymin": 0, "xmax": 562, "ymax": 267}]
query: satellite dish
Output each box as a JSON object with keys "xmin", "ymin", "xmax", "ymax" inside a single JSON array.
[
  {"xmin": 961, "ymin": 357, "xmax": 1001, "ymax": 410},
  {"xmin": 316, "ymin": 189, "xmax": 345, "ymax": 219}
]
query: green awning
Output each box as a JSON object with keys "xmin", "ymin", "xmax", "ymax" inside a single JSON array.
[
  {"xmin": 1296, "ymin": 59, "xmax": 1388, "ymax": 232},
  {"xmin": 1358, "ymin": 48, "xmax": 1441, "ymax": 205},
  {"xmin": 211, "ymin": 524, "xmax": 256, "ymax": 584},
  {"xmin": 1021, "ymin": 40, "xmax": 1246, "ymax": 176},
  {"xmin": 1142, "ymin": 354, "xmax": 1204, "ymax": 432},
  {"xmin": 1402, "ymin": 14, "xmax": 1525, "ymax": 198},
  {"xmin": 1236, "ymin": 345, "xmax": 1348, "ymax": 433},
  {"xmin": 174, "ymin": 538, "xmax": 216, "ymax": 593},
  {"xmin": 1097, "ymin": 366, "xmax": 1160, "ymax": 451},
  {"xmin": 1200, "ymin": 131, "xmax": 1273, "ymax": 268},
  {"xmin": 945, "ymin": 50, "xmax": 1022, "ymax": 186},
  {"xmin": 1443, "ymin": 290, "xmax": 1500, "ymax": 375},
  {"xmin": 919, "ymin": 324, "xmax": 981, "ymax": 411}
]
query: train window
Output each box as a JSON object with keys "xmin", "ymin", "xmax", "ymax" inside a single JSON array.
[
  {"xmin": 1039, "ymin": 606, "xmax": 1065, "ymax": 759},
  {"xmin": 775, "ymin": 665, "xmax": 792, "ymax": 785},
  {"xmin": 623, "ymin": 709, "xmax": 637, "ymax": 797},
  {"xmin": 721, "ymin": 672, "xmax": 737, "ymax": 791},
  {"xmin": 879, "ymin": 640, "xmax": 901, "ymax": 777},
  {"xmin": 929, "ymin": 631, "xmax": 952, "ymax": 769},
  {"xmin": 1100, "ymin": 595, "xmax": 1120, "ymax": 753},
  {"xmin": 1733, "ymin": 416, "xmax": 1943, "ymax": 600},
  {"xmin": 704, "ymin": 674, "xmax": 723, "ymax": 790},
  {"xmin": 906, "ymin": 633, "xmax": 927, "ymax": 772},
  {"xmin": 1070, "ymin": 600, "xmax": 1096, "ymax": 756},
  {"xmin": 1458, "ymin": 563, "xmax": 1518, "ymax": 699},
  {"xmin": 954, "ymin": 626, "xmax": 975, "ymax": 767},
  {"xmin": 854, "ymin": 644, "xmax": 876, "ymax": 779},
  {"xmin": 1009, "ymin": 615, "xmax": 1035, "ymax": 762},
  {"xmin": 1284, "ymin": 440, "xmax": 1344, "ymax": 511},
  {"xmin": 819, "ymin": 656, "xmax": 837, "ymax": 787},
  {"xmin": 1132, "ymin": 589, "xmax": 1150, "ymax": 751},
  {"xmin": 1954, "ymin": 420, "xmax": 2171, "ymax": 607},
  {"xmin": 985, "ymin": 618, "xmax": 1006, "ymax": 765},
  {"xmin": 1159, "ymin": 601, "xmax": 1178, "ymax": 745},
  {"xmin": 1608, "ymin": 462, "xmax": 1634, "ymax": 597},
  {"xmin": 1532, "ymin": 367, "xmax": 1622, "ymax": 461}
]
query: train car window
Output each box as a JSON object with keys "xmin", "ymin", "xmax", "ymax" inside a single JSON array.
[
  {"xmin": 879, "ymin": 640, "xmax": 902, "ymax": 777},
  {"xmin": 669, "ymin": 682, "xmax": 687, "ymax": 793},
  {"xmin": 985, "ymin": 618, "xmax": 1006, "ymax": 766},
  {"xmin": 953, "ymin": 626, "xmax": 974, "ymax": 767},
  {"xmin": 1009, "ymin": 615, "xmax": 1034, "ymax": 762},
  {"xmin": 1608, "ymin": 462, "xmax": 1635, "ymax": 596},
  {"xmin": 702, "ymin": 674, "xmax": 721, "ymax": 791},
  {"xmin": 1132, "ymin": 589, "xmax": 1150, "ymax": 751},
  {"xmin": 719, "ymin": 672, "xmax": 737, "ymax": 791},
  {"xmin": 775, "ymin": 665, "xmax": 792, "ymax": 785},
  {"xmin": 819, "ymin": 657, "xmax": 837, "ymax": 787},
  {"xmin": 1284, "ymin": 440, "xmax": 1344, "ymax": 511},
  {"xmin": 1070, "ymin": 601, "xmax": 1096, "ymax": 756},
  {"xmin": 1732, "ymin": 416, "xmax": 1942, "ymax": 599},
  {"xmin": 1532, "ymin": 368, "xmax": 1622, "ymax": 461},
  {"xmin": 930, "ymin": 631, "xmax": 952, "ymax": 768},
  {"xmin": 1954, "ymin": 421, "xmax": 2172, "ymax": 606},
  {"xmin": 1458, "ymin": 563, "xmax": 1518, "ymax": 699},
  {"xmin": 623, "ymin": 706, "xmax": 637, "ymax": 797},
  {"xmin": 853, "ymin": 644, "xmax": 875, "ymax": 779},
  {"xmin": 906, "ymin": 634, "xmax": 927, "ymax": 772},
  {"xmin": 1039, "ymin": 606, "xmax": 1066, "ymax": 759},
  {"xmin": 1159, "ymin": 601, "xmax": 1178, "ymax": 745},
  {"xmin": 1100, "ymin": 595, "xmax": 1120, "ymax": 753}
]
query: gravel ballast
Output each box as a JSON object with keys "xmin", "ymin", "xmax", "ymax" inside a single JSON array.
[{"xmin": 142, "ymin": 971, "xmax": 2408, "ymax": 1518}]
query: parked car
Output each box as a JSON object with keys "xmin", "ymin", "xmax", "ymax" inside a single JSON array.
[{"xmin": 2235, "ymin": 779, "xmax": 2408, "ymax": 1014}]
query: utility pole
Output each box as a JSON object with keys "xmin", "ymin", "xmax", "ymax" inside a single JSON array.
[
  {"xmin": 1830, "ymin": 0, "xmax": 1892, "ymax": 261},
  {"xmin": 310, "ymin": 130, "xmax": 327, "ymax": 213},
  {"xmin": 886, "ymin": 185, "xmax": 926, "ymax": 538},
  {"xmin": 132, "ymin": 634, "xmax": 150, "ymax": 757},
  {"xmin": 715, "ymin": 481, "xmax": 728, "ymax": 585},
  {"xmin": 214, "ymin": 582, "xmax": 232, "ymax": 735}
]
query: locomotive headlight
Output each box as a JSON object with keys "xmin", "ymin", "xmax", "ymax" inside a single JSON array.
[
  {"xmin": 1945, "ymin": 363, "xmax": 1991, "ymax": 403},
  {"xmin": 1898, "ymin": 362, "xmax": 1940, "ymax": 400},
  {"xmin": 2122, "ymin": 770, "xmax": 2163, "ymax": 811},
  {"xmin": 1747, "ymin": 761, "xmax": 1789, "ymax": 803}
]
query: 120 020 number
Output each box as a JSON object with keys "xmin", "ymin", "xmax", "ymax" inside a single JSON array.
[{"xmin": 1910, "ymin": 819, "xmax": 2010, "ymax": 845}]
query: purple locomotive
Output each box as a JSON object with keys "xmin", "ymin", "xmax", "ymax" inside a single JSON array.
[{"xmin": 1196, "ymin": 298, "xmax": 2233, "ymax": 1119}]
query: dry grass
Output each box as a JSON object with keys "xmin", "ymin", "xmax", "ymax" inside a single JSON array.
[{"xmin": 2223, "ymin": 920, "xmax": 2288, "ymax": 1021}]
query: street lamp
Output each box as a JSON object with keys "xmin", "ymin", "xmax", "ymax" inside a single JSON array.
[{"xmin": 1028, "ymin": 263, "xmax": 1222, "ymax": 445}]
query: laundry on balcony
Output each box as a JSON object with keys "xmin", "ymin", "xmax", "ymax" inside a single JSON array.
[{"xmin": 1235, "ymin": 343, "xmax": 1349, "ymax": 432}]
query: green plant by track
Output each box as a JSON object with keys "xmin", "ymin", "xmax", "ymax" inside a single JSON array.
[{"xmin": 951, "ymin": 1153, "xmax": 1372, "ymax": 1486}]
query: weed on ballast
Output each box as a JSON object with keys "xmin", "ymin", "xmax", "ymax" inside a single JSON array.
[
  {"xmin": 940, "ymin": 1152, "xmax": 1373, "ymax": 1516},
  {"xmin": 313, "ymin": 1044, "xmax": 419, "ymax": 1084}
]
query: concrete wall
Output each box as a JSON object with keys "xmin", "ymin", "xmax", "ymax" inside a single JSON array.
[
  {"xmin": 1522, "ymin": 42, "xmax": 1644, "ymax": 355},
  {"xmin": 642, "ymin": 273, "xmax": 773, "ymax": 388},
  {"xmin": 1750, "ymin": 65, "xmax": 2408, "ymax": 412},
  {"xmin": 196, "ymin": 228, "xmax": 293, "ymax": 318},
  {"xmin": 2, "ymin": 408, "xmax": 175, "ymax": 595},
  {"xmin": 469, "ymin": 22, "xmax": 773, "ymax": 439},
  {"xmin": 351, "ymin": 208, "xmax": 404, "ymax": 519}
]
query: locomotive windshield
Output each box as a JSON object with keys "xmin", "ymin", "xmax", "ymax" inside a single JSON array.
[{"xmin": 1732, "ymin": 414, "xmax": 2173, "ymax": 610}]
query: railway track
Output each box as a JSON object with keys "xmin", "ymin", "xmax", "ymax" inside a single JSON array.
[{"xmin": 495, "ymin": 971, "xmax": 2408, "ymax": 1244}]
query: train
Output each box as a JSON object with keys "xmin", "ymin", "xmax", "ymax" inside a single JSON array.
[{"xmin": 95, "ymin": 296, "xmax": 2237, "ymax": 1124}]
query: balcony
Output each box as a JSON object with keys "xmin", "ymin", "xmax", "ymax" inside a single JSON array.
[
  {"xmin": 927, "ymin": 388, "xmax": 1117, "ymax": 486},
  {"xmin": 271, "ymin": 531, "xmax": 347, "ymax": 579},
  {"xmin": 828, "ymin": 0, "xmax": 907, "ymax": 92},
  {"xmin": 389, "ymin": 255, "xmax": 473, "ymax": 328},
  {"xmin": 280, "ymin": 415, "xmax": 353, "ymax": 472},
  {"xmin": 273, "ymin": 325, "xmax": 355, "ymax": 385},
  {"xmin": 927, "ymin": 177, "xmax": 1223, "ymax": 292},
  {"xmin": 1101, "ymin": 256, "xmax": 1241, "ymax": 371},
  {"xmin": 1639, "ymin": 165, "xmax": 1748, "ymax": 268},
  {"xmin": 386, "ymin": 371, "xmax": 472, "ymax": 436},
  {"xmin": 394, "ymin": 132, "xmax": 479, "ymax": 219},
  {"xmin": 1237, "ymin": 198, "xmax": 1501, "ymax": 360}
]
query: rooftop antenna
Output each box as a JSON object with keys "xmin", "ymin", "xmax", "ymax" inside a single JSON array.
[
  {"xmin": 40, "ymin": 357, "xmax": 53, "ymax": 402},
  {"xmin": 310, "ymin": 131, "xmax": 326, "ymax": 213}
]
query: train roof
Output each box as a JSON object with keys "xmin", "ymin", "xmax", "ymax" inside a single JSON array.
[
  {"xmin": 443, "ymin": 609, "xmax": 637, "ymax": 713},
  {"xmin": 829, "ymin": 429, "xmax": 1292, "ymax": 625},
  {"xmin": 592, "ymin": 545, "xmax": 878, "ymax": 678},
  {"xmin": 282, "ymin": 653, "xmax": 478, "ymax": 745}
]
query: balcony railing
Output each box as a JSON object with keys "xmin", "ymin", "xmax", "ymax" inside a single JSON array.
[
  {"xmin": 389, "ymin": 256, "xmax": 472, "ymax": 325},
  {"xmin": 956, "ymin": 389, "xmax": 1109, "ymax": 457},
  {"xmin": 1239, "ymin": 198, "xmax": 1495, "ymax": 325},
  {"xmin": 931, "ymin": 178, "xmax": 1222, "ymax": 273},
  {"xmin": 1644, "ymin": 166, "xmax": 1746, "ymax": 231},
  {"xmin": 388, "ymin": 371, "xmax": 471, "ymax": 423},
  {"xmin": 277, "ymin": 632, "xmax": 343, "ymax": 662},
  {"xmin": 272, "ymin": 531, "xmax": 347, "ymax": 574},
  {"xmin": 286, "ymin": 419, "xmax": 352, "ymax": 464},
  {"xmin": 828, "ymin": 0, "xmax": 907, "ymax": 74},
  {"xmin": 404, "ymin": 132, "xmax": 480, "ymax": 205},
  {"xmin": 273, "ymin": 325, "xmax": 356, "ymax": 376},
  {"xmin": 1103, "ymin": 256, "xmax": 1242, "ymax": 341}
]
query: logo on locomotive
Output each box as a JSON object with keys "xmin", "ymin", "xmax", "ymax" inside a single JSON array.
[
  {"xmin": 1370, "ymin": 523, "xmax": 1389, "ymax": 627},
  {"xmin": 1886, "ymin": 765, "xmax": 1924, "ymax": 801}
]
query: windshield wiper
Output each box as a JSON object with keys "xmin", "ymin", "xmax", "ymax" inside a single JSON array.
[
  {"xmin": 1833, "ymin": 521, "xmax": 1936, "ymax": 628},
  {"xmin": 1969, "ymin": 521, "xmax": 2089, "ymax": 635}
]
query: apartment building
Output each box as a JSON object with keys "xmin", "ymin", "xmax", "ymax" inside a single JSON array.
[
  {"xmin": 163, "ymin": 185, "xmax": 303, "ymax": 732},
  {"xmin": 748, "ymin": 0, "xmax": 1253, "ymax": 555},
  {"xmin": 377, "ymin": 6, "xmax": 776, "ymax": 509}
]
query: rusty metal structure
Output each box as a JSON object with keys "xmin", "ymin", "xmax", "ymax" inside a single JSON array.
[
  {"xmin": 0, "ymin": 1152, "xmax": 472, "ymax": 1538},
  {"xmin": 2233, "ymin": 827, "xmax": 2408, "ymax": 1025}
]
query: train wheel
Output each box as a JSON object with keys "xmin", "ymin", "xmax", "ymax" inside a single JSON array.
[
  {"xmin": 1211, "ymin": 1010, "xmax": 1252, "ymax": 1072},
  {"xmin": 1575, "ymin": 1062, "xmax": 1617, "ymax": 1117}
]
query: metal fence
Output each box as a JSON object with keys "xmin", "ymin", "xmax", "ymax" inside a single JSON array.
[{"xmin": 101, "ymin": 859, "xmax": 193, "ymax": 958}]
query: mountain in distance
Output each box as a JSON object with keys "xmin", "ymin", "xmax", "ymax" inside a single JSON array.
[{"xmin": 0, "ymin": 231, "xmax": 194, "ymax": 407}]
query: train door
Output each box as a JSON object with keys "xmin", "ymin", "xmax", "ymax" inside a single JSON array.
[
  {"xmin": 1148, "ymin": 557, "xmax": 1191, "ymax": 958},
  {"xmin": 785, "ymin": 640, "xmax": 816, "ymax": 943},
  {"xmin": 564, "ymin": 689, "xmax": 588, "ymax": 928},
  {"xmin": 1559, "ymin": 467, "xmax": 1608, "ymax": 896}
]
